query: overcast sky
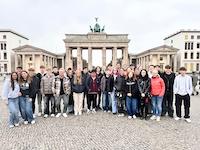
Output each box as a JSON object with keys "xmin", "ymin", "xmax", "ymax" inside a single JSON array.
[{"xmin": 1, "ymin": 0, "xmax": 200, "ymax": 65}]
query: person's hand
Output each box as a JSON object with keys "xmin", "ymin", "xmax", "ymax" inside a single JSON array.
[
  {"xmin": 127, "ymin": 93, "xmax": 132, "ymax": 97},
  {"xmin": 141, "ymin": 93, "xmax": 145, "ymax": 97},
  {"xmin": 29, "ymin": 98, "xmax": 32, "ymax": 102},
  {"xmin": 3, "ymin": 98, "xmax": 8, "ymax": 105},
  {"xmin": 18, "ymin": 92, "xmax": 22, "ymax": 96}
]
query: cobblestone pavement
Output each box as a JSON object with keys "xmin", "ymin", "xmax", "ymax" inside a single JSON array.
[{"xmin": 0, "ymin": 80, "xmax": 200, "ymax": 149}]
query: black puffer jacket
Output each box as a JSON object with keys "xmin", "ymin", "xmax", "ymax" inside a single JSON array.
[
  {"xmin": 101, "ymin": 75, "xmax": 114, "ymax": 92},
  {"xmin": 115, "ymin": 75, "xmax": 126, "ymax": 92},
  {"xmin": 125, "ymin": 78, "xmax": 140, "ymax": 99},
  {"xmin": 161, "ymin": 72, "xmax": 175, "ymax": 92},
  {"xmin": 138, "ymin": 78, "xmax": 151, "ymax": 98}
]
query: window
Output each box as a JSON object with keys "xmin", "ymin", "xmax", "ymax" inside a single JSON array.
[
  {"xmin": 197, "ymin": 43, "xmax": 200, "ymax": 49},
  {"xmin": 185, "ymin": 42, "xmax": 187, "ymax": 50},
  {"xmin": 191, "ymin": 35, "xmax": 194, "ymax": 39},
  {"xmin": 4, "ymin": 53, "xmax": 7, "ymax": 59},
  {"xmin": 197, "ymin": 52, "xmax": 200, "ymax": 59},
  {"xmin": 188, "ymin": 43, "xmax": 190, "ymax": 50},
  {"xmin": 4, "ymin": 43, "xmax": 6, "ymax": 50},
  {"xmin": 29, "ymin": 57, "xmax": 32, "ymax": 61},
  {"xmin": 191, "ymin": 52, "xmax": 194, "ymax": 59},
  {"xmin": 160, "ymin": 56, "xmax": 163, "ymax": 61},
  {"xmin": 197, "ymin": 64, "xmax": 199, "ymax": 71},
  {"xmin": 3, "ymin": 35, "xmax": 6, "ymax": 39},
  {"xmin": 0, "ymin": 43, "xmax": 2, "ymax": 50},
  {"xmin": 184, "ymin": 52, "xmax": 188, "ymax": 59},
  {"xmin": 4, "ymin": 64, "xmax": 7, "ymax": 72},
  {"xmin": 191, "ymin": 42, "xmax": 193, "ymax": 50},
  {"xmin": 197, "ymin": 35, "xmax": 200, "ymax": 39}
]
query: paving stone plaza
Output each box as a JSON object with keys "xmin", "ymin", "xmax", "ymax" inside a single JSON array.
[{"xmin": 0, "ymin": 78, "xmax": 200, "ymax": 150}]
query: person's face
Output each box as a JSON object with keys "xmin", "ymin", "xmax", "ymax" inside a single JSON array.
[
  {"xmin": 128, "ymin": 72, "xmax": 133, "ymax": 78},
  {"xmin": 116, "ymin": 63, "xmax": 121, "ymax": 69},
  {"xmin": 113, "ymin": 69, "xmax": 117, "ymax": 75},
  {"xmin": 91, "ymin": 72, "xmax": 96, "ymax": 78},
  {"xmin": 21, "ymin": 72, "xmax": 28, "ymax": 79},
  {"xmin": 156, "ymin": 66, "xmax": 160, "ymax": 71},
  {"xmin": 47, "ymin": 70, "xmax": 52, "ymax": 75},
  {"xmin": 149, "ymin": 66, "xmax": 154, "ymax": 71},
  {"xmin": 96, "ymin": 67, "xmax": 101, "ymax": 72},
  {"xmin": 120, "ymin": 69, "xmax": 124, "ymax": 76},
  {"xmin": 12, "ymin": 73, "xmax": 18, "ymax": 80},
  {"xmin": 165, "ymin": 68, "xmax": 171, "ymax": 74},
  {"xmin": 141, "ymin": 70, "xmax": 146, "ymax": 77},
  {"xmin": 40, "ymin": 68, "xmax": 45, "ymax": 73},
  {"xmin": 83, "ymin": 68, "xmax": 88, "ymax": 74},
  {"xmin": 59, "ymin": 69, "xmax": 65, "ymax": 76},
  {"xmin": 152, "ymin": 70, "xmax": 158, "ymax": 77},
  {"xmin": 180, "ymin": 70, "xmax": 186, "ymax": 75},
  {"xmin": 68, "ymin": 70, "xmax": 73, "ymax": 76},
  {"xmin": 17, "ymin": 68, "xmax": 22, "ymax": 73},
  {"xmin": 53, "ymin": 68, "xmax": 58, "ymax": 73}
]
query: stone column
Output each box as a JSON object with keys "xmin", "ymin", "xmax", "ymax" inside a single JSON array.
[
  {"xmin": 102, "ymin": 47, "xmax": 106, "ymax": 68},
  {"xmin": 112, "ymin": 47, "xmax": 117, "ymax": 67},
  {"xmin": 173, "ymin": 54, "xmax": 177, "ymax": 72},
  {"xmin": 32, "ymin": 54, "xmax": 35, "ymax": 68},
  {"xmin": 77, "ymin": 47, "xmax": 83, "ymax": 70},
  {"xmin": 22, "ymin": 54, "xmax": 25, "ymax": 70},
  {"xmin": 62, "ymin": 57, "xmax": 65, "ymax": 68},
  {"xmin": 88, "ymin": 47, "xmax": 92, "ymax": 70},
  {"xmin": 122, "ymin": 47, "xmax": 129, "ymax": 68},
  {"xmin": 157, "ymin": 54, "xmax": 160, "ymax": 65},
  {"xmin": 167, "ymin": 54, "xmax": 170, "ymax": 66},
  {"xmin": 66, "ymin": 47, "xmax": 72, "ymax": 69},
  {"xmin": 15, "ymin": 54, "xmax": 18, "ymax": 69}
]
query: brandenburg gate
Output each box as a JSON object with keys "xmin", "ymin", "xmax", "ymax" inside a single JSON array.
[{"xmin": 64, "ymin": 19, "xmax": 130, "ymax": 70}]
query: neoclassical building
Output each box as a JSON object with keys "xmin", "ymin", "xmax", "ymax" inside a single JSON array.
[{"xmin": 129, "ymin": 45, "xmax": 178, "ymax": 71}]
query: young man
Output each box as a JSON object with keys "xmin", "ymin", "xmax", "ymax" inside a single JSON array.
[
  {"xmin": 52, "ymin": 66, "xmax": 59, "ymax": 76},
  {"xmin": 174, "ymin": 67, "xmax": 193, "ymax": 123},
  {"xmin": 82, "ymin": 67, "xmax": 89, "ymax": 111},
  {"xmin": 40, "ymin": 68, "xmax": 55, "ymax": 117},
  {"xmin": 36, "ymin": 65, "xmax": 46, "ymax": 117},
  {"xmin": 161, "ymin": 65, "xmax": 175, "ymax": 117},
  {"xmin": 52, "ymin": 68, "xmax": 71, "ymax": 118},
  {"xmin": 191, "ymin": 71, "xmax": 199, "ymax": 95}
]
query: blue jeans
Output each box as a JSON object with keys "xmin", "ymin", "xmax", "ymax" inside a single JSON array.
[
  {"xmin": 19, "ymin": 96, "xmax": 34, "ymax": 122},
  {"xmin": 126, "ymin": 96, "xmax": 137, "ymax": 116},
  {"xmin": 151, "ymin": 96, "xmax": 163, "ymax": 116},
  {"xmin": 8, "ymin": 98, "xmax": 20, "ymax": 125},
  {"xmin": 111, "ymin": 90, "xmax": 117, "ymax": 113},
  {"xmin": 102, "ymin": 92, "xmax": 112, "ymax": 111}
]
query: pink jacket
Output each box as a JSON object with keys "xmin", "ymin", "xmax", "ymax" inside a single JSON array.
[{"xmin": 151, "ymin": 76, "xmax": 165, "ymax": 96}]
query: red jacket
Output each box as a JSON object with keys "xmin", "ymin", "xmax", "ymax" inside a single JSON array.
[{"xmin": 151, "ymin": 76, "xmax": 165, "ymax": 96}]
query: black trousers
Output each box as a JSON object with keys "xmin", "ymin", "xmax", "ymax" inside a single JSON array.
[
  {"xmin": 87, "ymin": 94, "xmax": 97, "ymax": 110},
  {"xmin": 116, "ymin": 92, "xmax": 126, "ymax": 114},
  {"xmin": 175, "ymin": 94, "xmax": 190, "ymax": 118},
  {"xmin": 162, "ymin": 91, "xmax": 174, "ymax": 117},
  {"xmin": 140, "ymin": 97, "xmax": 149, "ymax": 118},
  {"xmin": 97, "ymin": 91, "xmax": 102, "ymax": 108},
  {"xmin": 32, "ymin": 95, "xmax": 36, "ymax": 114}
]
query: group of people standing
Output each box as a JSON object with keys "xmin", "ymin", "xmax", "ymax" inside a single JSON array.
[{"xmin": 2, "ymin": 63, "xmax": 194, "ymax": 128}]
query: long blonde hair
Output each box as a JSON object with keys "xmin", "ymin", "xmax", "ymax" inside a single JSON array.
[{"xmin": 74, "ymin": 69, "xmax": 82, "ymax": 85}]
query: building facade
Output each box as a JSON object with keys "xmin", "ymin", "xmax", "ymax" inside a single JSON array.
[
  {"xmin": 0, "ymin": 29, "xmax": 29, "ymax": 74},
  {"xmin": 164, "ymin": 30, "xmax": 200, "ymax": 72},
  {"xmin": 129, "ymin": 45, "xmax": 178, "ymax": 71}
]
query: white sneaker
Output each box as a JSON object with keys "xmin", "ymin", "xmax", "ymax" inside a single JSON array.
[
  {"xmin": 118, "ymin": 114, "xmax": 125, "ymax": 117},
  {"xmin": 128, "ymin": 116, "xmax": 132, "ymax": 119},
  {"xmin": 14, "ymin": 123, "xmax": 19, "ymax": 127},
  {"xmin": 150, "ymin": 115, "xmax": 156, "ymax": 120},
  {"xmin": 37, "ymin": 112, "xmax": 42, "ymax": 117},
  {"xmin": 31, "ymin": 120, "xmax": 36, "ymax": 124},
  {"xmin": 108, "ymin": 110, "xmax": 111, "ymax": 113},
  {"xmin": 185, "ymin": 118, "xmax": 192, "ymax": 123},
  {"xmin": 63, "ymin": 113, "xmax": 68, "ymax": 118},
  {"xmin": 174, "ymin": 117, "xmax": 181, "ymax": 121},
  {"xmin": 24, "ymin": 121, "xmax": 28, "ymax": 125},
  {"xmin": 33, "ymin": 114, "xmax": 36, "ymax": 119},
  {"xmin": 79, "ymin": 112, "xmax": 82, "ymax": 116},
  {"xmin": 92, "ymin": 109, "xmax": 96, "ymax": 113},
  {"xmin": 56, "ymin": 113, "xmax": 61, "ymax": 118},
  {"xmin": 133, "ymin": 115, "xmax": 137, "ymax": 119},
  {"xmin": 156, "ymin": 116, "xmax": 161, "ymax": 122},
  {"xmin": 44, "ymin": 114, "xmax": 48, "ymax": 118},
  {"xmin": 103, "ymin": 110, "xmax": 107, "ymax": 113},
  {"xmin": 51, "ymin": 114, "xmax": 55, "ymax": 117},
  {"xmin": 87, "ymin": 109, "xmax": 91, "ymax": 114},
  {"xmin": 74, "ymin": 112, "xmax": 78, "ymax": 116},
  {"xmin": 9, "ymin": 125, "xmax": 14, "ymax": 128}
]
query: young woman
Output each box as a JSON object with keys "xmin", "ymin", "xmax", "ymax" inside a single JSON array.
[
  {"xmin": 125, "ymin": 71, "xmax": 140, "ymax": 119},
  {"xmin": 138, "ymin": 69, "xmax": 151, "ymax": 120},
  {"xmin": 2, "ymin": 72, "xmax": 21, "ymax": 128},
  {"xmin": 150, "ymin": 69, "xmax": 165, "ymax": 122},
  {"xmin": 86, "ymin": 69, "xmax": 100, "ymax": 113},
  {"xmin": 96, "ymin": 66, "xmax": 103, "ymax": 110},
  {"xmin": 71, "ymin": 69, "xmax": 85, "ymax": 116},
  {"xmin": 19, "ymin": 70, "xmax": 38, "ymax": 124}
]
